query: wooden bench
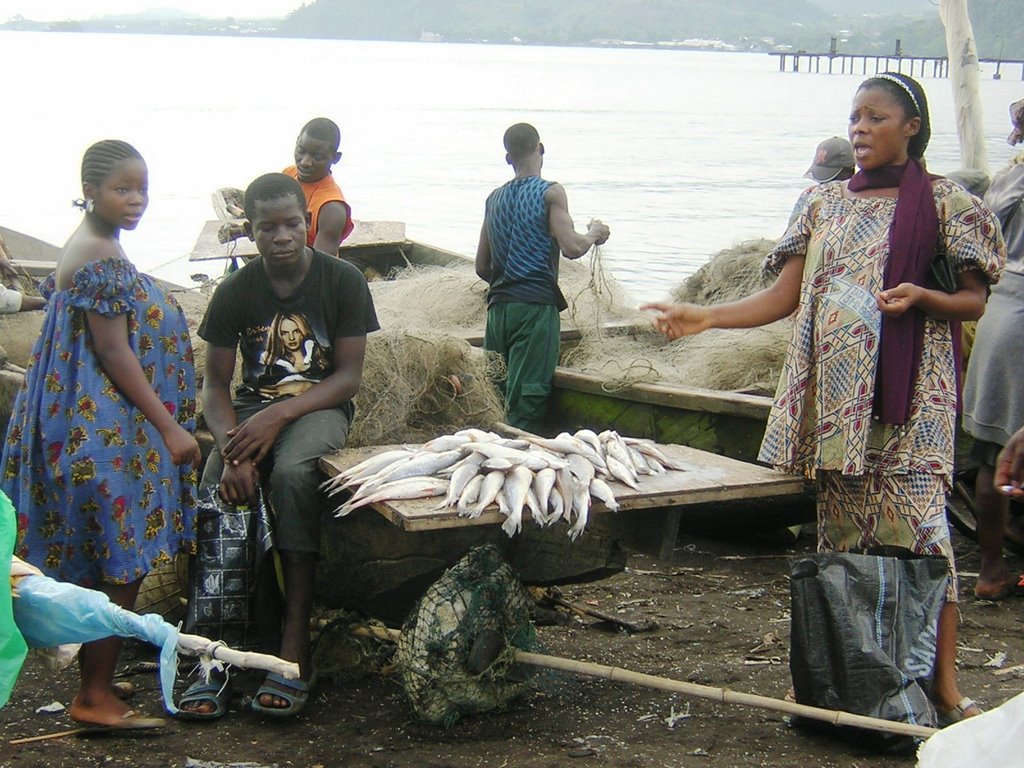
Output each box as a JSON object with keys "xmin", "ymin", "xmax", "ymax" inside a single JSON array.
[{"xmin": 319, "ymin": 441, "xmax": 804, "ymax": 558}]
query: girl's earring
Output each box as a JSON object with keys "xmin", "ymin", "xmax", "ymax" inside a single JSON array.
[{"xmin": 85, "ymin": 199, "xmax": 95, "ymax": 213}]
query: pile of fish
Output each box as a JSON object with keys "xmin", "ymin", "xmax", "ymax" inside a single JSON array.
[{"xmin": 322, "ymin": 428, "xmax": 686, "ymax": 539}]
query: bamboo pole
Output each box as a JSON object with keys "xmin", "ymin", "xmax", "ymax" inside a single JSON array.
[
  {"xmin": 176, "ymin": 633, "xmax": 300, "ymax": 680},
  {"xmin": 352, "ymin": 626, "xmax": 938, "ymax": 740},
  {"xmin": 514, "ymin": 651, "xmax": 937, "ymax": 739}
]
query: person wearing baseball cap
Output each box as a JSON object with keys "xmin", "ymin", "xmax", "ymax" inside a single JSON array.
[{"xmin": 804, "ymin": 136, "xmax": 855, "ymax": 182}]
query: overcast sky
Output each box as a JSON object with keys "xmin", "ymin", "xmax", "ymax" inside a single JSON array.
[{"xmin": 3, "ymin": 2, "xmax": 305, "ymax": 21}]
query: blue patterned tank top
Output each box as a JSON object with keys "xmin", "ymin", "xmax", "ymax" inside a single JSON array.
[{"xmin": 483, "ymin": 175, "xmax": 562, "ymax": 308}]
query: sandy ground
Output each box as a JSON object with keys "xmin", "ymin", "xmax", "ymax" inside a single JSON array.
[{"xmin": 2, "ymin": 524, "xmax": 1022, "ymax": 768}]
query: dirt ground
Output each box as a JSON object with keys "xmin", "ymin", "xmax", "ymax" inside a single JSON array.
[{"xmin": 3, "ymin": 523, "xmax": 1022, "ymax": 768}]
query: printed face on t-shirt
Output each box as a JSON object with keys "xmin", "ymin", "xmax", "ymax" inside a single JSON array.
[{"xmin": 254, "ymin": 311, "xmax": 330, "ymax": 399}]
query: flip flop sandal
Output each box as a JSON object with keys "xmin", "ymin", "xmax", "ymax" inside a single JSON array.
[
  {"xmin": 250, "ymin": 669, "xmax": 317, "ymax": 718},
  {"xmin": 174, "ymin": 675, "xmax": 233, "ymax": 721},
  {"xmin": 112, "ymin": 681, "xmax": 135, "ymax": 700},
  {"xmin": 973, "ymin": 574, "xmax": 1024, "ymax": 601},
  {"xmin": 937, "ymin": 696, "xmax": 982, "ymax": 727},
  {"xmin": 77, "ymin": 710, "xmax": 167, "ymax": 732}
]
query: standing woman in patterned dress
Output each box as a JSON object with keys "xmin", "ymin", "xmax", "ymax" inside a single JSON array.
[
  {"xmin": 1, "ymin": 140, "xmax": 200, "ymax": 729},
  {"xmin": 643, "ymin": 73, "xmax": 1005, "ymax": 723}
]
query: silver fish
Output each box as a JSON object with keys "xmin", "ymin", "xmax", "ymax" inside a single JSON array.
[
  {"xmin": 531, "ymin": 467, "xmax": 557, "ymax": 519},
  {"xmin": 605, "ymin": 455, "xmax": 641, "ymax": 490},
  {"xmin": 623, "ymin": 437, "xmax": 688, "ymax": 472},
  {"xmin": 480, "ymin": 457, "xmax": 515, "ymax": 472},
  {"xmin": 568, "ymin": 477, "xmax": 592, "ymax": 540},
  {"xmin": 589, "ymin": 477, "xmax": 620, "ymax": 512},
  {"xmin": 463, "ymin": 441, "xmax": 568, "ymax": 471},
  {"xmin": 469, "ymin": 470, "xmax": 507, "ymax": 518},
  {"xmin": 436, "ymin": 458, "xmax": 485, "ymax": 509},
  {"xmin": 421, "ymin": 434, "xmax": 473, "ymax": 453},
  {"xmin": 547, "ymin": 488, "xmax": 565, "ymax": 525},
  {"xmin": 573, "ymin": 428, "xmax": 603, "ymax": 456},
  {"xmin": 356, "ymin": 449, "xmax": 463, "ymax": 497},
  {"xmin": 334, "ymin": 476, "xmax": 448, "ymax": 517},
  {"xmin": 527, "ymin": 434, "xmax": 606, "ymax": 469},
  {"xmin": 566, "ymin": 452, "xmax": 596, "ymax": 484},
  {"xmin": 456, "ymin": 473, "xmax": 485, "ymax": 517},
  {"xmin": 501, "ymin": 465, "xmax": 533, "ymax": 537}
]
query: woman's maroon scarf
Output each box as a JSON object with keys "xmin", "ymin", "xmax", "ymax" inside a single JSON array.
[{"xmin": 847, "ymin": 157, "xmax": 949, "ymax": 425}]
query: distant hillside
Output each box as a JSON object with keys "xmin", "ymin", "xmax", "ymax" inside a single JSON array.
[
  {"xmin": 277, "ymin": 0, "xmax": 1023, "ymax": 57},
  {"xmin": 279, "ymin": 0, "xmax": 833, "ymax": 48},
  {"xmin": 4, "ymin": 0, "xmax": 1019, "ymax": 59},
  {"xmin": 810, "ymin": 0, "xmax": 933, "ymax": 17}
]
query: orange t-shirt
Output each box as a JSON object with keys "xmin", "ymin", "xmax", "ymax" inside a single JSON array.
[{"xmin": 282, "ymin": 166, "xmax": 354, "ymax": 247}]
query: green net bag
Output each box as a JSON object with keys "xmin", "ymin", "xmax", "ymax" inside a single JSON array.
[{"xmin": 396, "ymin": 545, "xmax": 540, "ymax": 726}]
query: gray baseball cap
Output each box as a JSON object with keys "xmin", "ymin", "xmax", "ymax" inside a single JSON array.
[{"xmin": 804, "ymin": 137, "xmax": 855, "ymax": 181}]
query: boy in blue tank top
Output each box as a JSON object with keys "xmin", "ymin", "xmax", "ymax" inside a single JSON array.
[{"xmin": 475, "ymin": 123, "xmax": 610, "ymax": 433}]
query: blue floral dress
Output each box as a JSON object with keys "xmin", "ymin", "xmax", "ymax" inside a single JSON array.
[{"xmin": 1, "ymin": 258, "xmax": 197, "ymax": 587}]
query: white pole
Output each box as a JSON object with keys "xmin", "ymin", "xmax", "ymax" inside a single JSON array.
[{"xmin": 939, "ymin": 0, "xmax": 988, "ymax": 172}]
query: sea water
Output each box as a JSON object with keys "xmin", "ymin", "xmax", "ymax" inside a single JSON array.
[{"xmin": 0, "ymin": 30, "xmax": 1019, "ymax": 302}]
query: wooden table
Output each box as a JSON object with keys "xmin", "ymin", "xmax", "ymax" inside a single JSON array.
[{"xmin": 320, "ymin": 442, "xmax": 804, "ymax": 558}]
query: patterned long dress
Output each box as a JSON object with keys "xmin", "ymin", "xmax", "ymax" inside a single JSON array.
[
  {"xmin": 758, "ymin": 179, "xmax": 1004, "ymax": 599},
  {"xmin": 1, "ymin": 258, "xmax": 198, "ymax": 587}
]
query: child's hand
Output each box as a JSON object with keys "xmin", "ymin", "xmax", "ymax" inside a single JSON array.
[
  {"xmin": 641, "ymin": 302, "xmax": 712, "ymax": 340},
  {"xmin": 162, "ymin": 423, "xmax": 201, "ymax": 467}
]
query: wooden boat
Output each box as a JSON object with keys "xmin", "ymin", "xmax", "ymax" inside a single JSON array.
[{"xmin": 1, "ymin": 221, "xmax": 813, "ymax": 622}]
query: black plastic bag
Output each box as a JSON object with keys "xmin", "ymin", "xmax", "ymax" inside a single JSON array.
[
  {"xmin": 184, "ymin": 485, "xmax": 275, "ymax": 651},
  {"xmin": 789, "ymin": 547, "xmax": 947, "ymax": 754}
]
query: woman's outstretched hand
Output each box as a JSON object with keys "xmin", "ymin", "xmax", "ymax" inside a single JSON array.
[{"xmin": 640, "ymin": 302, "xmax": 712, "ymax": 340}]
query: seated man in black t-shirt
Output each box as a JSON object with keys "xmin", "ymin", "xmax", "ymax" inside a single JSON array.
[{"xmin": 183, "ymin": 172, "xmax": 379, "ymax": 718}]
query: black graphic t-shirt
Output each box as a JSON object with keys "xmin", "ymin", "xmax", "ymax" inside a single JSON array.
[{"xmin": 198, "ymin": 249, "xmax": 380, "ymax": 400}]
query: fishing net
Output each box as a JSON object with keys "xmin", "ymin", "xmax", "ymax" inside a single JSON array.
[
  {"xmin": 562, "ymin": 239, "xmax": 791, "ymax": 396},
  {"xmin": 396, "ymin": 544, "xmax": 541, "ymax": 726},
  {"xmin": 348, "ymin": 331, "xmax": 507, "ymax": 448},
  {"xmin": 311, "ymin": 610, "xmax": 396, "ymax": 683},
  {"xmin": 368, "ymin": 257, "xmax": 639, "ymax": 339}
]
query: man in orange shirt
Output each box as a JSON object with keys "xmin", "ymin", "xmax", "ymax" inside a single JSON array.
[{"xmin": 282, "ymin": 117, "xmax": 354, "ymax": 254}]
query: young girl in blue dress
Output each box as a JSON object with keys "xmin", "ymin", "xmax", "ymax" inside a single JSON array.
[{"xmin": 1, "ymin": 140, "xmax": 200, "ymax": 729}]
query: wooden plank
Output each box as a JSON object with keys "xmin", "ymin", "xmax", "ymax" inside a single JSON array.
[
  {"xmin": 189, "ymin": 219, "xmax": 409, "ymax": 263},
  {"xmin": 553, "ymin": 367, "xmax": 773, "ymax": 420},
  {"xmin": 319, "ymin": 442, "xmax": 803, "ymax": 533},
  {"xmin": 189, "ymin": 220, "xmax": 256, "ymax": 262}
]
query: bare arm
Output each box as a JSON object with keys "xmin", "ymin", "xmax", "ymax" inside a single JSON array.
[
  {"xmin": 87, "ymin": 312, "xmax": 200, "ymax": 467},
  {"xmin": 202, "ymin": 344, "xmax": 260, "ymax": 504},
  {"xmin": 545, "ymin": 183, "xmax": 609, "ymax": 260},
  {"xmin": 475, "ymin": 222, "xmax": 492, "ymax": 282},
  {"xmin": 876, "ymin": 268, "xmax": 990, "ymax": 322},
  {"xmin": 312, "ymin": 201, "xmax": 349, "ymax": 256},
  {"xmin": 0, "ymin": 234, "xmax": 17, "ymax": 281},
  {"xmin": 221, "ymin": 334, "xmax": 367, "ymax": 465},
  {"xmin": 642, "ymin": 256, "xmax": 804, "ymax": 340}
]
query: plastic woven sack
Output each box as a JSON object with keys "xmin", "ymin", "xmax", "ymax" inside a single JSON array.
[
  {"xmin": 789, "ymin": 547, "xmax": 948, "ymax": 753},
  {"xmin": 396, "ymin": 545, "xmax": 540, "ymax": 726},
  {"xmin": 184, "ymin": 486, "xmax": 274, "ymax": 651}
]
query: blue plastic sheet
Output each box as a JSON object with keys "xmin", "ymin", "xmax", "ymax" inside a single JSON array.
[
  {"xmin": 0, "ymin": 492, "xmax": 28, "ymax": 708},
  {"xmin": 12, "ymin": 573, "xmax": 182, "ymax": 714}
]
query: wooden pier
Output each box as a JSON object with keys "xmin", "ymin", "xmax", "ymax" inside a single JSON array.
[{"xmin": 770, "ymin": 40, "xmax": 1024, "ymax": 80}]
